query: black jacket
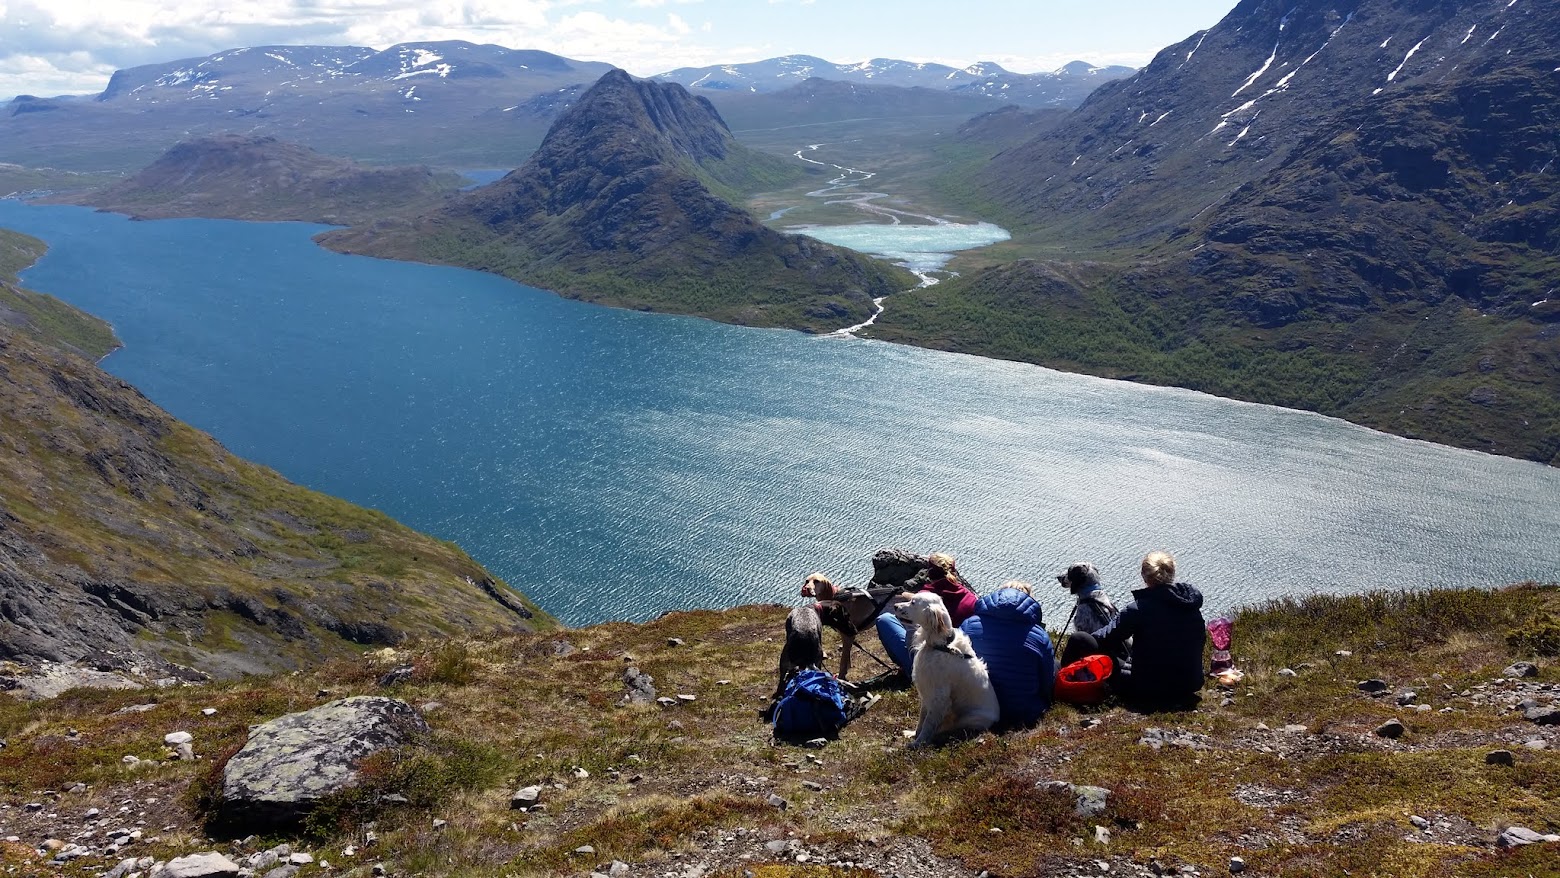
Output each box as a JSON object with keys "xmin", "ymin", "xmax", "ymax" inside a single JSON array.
[{"xmin": 1093, "ymin": 582, "xmax": 1206, "ymax": 701}]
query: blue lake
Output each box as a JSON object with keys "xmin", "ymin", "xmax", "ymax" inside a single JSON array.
[{"xmin": 3, "ymin": 200, "xmax": 1558, "ymax": 627}]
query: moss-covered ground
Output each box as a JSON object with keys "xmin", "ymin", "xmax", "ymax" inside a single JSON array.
[{"xmin": 2, "ymin": 585, "xmax": 1556, "ymax": 877}]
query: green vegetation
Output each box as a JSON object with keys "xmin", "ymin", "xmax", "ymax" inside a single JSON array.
[
  {"xmin": 320, "ymin": 73, "xmax": 915, "ymax": 334},
  {"xmin": 868, "ymin": 254, "xmax": 1560, "ymax": 465},
  {"xmin": 53, "ymin": 135, "xmax": 466, "ymax": 225},
  {"xmin": 0, "ymin": 305, "xmax": 554, "ymax": 677},
  {"xmin": 0, "ymin": 227, "xmax": 120, "ymax": 359},
  {"xmin": 392, "ymin": 226, "xmax": 909, "ymax": 333},
  {"xmin": 2, "ymin": 585, "xmax": 1556, "ymax": 876},
  {"xmin": 0, "ymin": 163, "xmax": 121, "ymax": 197}
]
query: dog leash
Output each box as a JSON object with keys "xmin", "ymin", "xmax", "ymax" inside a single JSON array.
[
  {"xmin": 850, "ymin": 638, "xmax": 896, "ymax": 672},
  {"xmin": 1056, "ymin": 603, "xmax": 1078, "ymax": 663}
]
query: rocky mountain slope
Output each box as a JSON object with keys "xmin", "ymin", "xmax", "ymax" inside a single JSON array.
[
  {"xmin": 319, "ymin": 70, "xmax": 913, "ymax": 332},
  {"xmin": 977, "ymin": 0, "xmax": 1554, "ymax": 242},
  {"xmin": 0, "ymin": 43, "xmax": 613, "ymax": 170},
  {"xmin": 0, "ymin": 585, "xmax": 1556, "ymax": 876},
  {"xmin": 654, "ymin": 55, "xmax": 1135, "ymax": 107},
  {"xmin": 0, "ymin": 240, "xmax": 551, "ymax": 681},
  {"xmin": 53, "ymin": 135, "xmax": 462, "ymax": 224},
  {"xmin": 878, "ymin": 0, "xmax": 1560, "ymax": 464}
]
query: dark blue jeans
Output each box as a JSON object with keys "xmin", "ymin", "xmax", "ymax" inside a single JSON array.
[{"xmin": 875, "ymin": 613, "xmax": 914, "ymax": 675}]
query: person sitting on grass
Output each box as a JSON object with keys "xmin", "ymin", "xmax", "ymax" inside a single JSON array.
[
  {"xmin": 1072, "ymin": 551, "xmax": 1206, "ymax": 711},
  {"xmin": 960, "ymin": 580, "xmax": 1055, "ymax": 730},
  {"xmin": 874, "ymin": 552, "xmax": 978, "ymax": 680}
]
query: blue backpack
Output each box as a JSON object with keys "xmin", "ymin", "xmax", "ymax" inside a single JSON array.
[{"xmin": 772, "ymin": 669, "xmax": 848, "ymax": 738}]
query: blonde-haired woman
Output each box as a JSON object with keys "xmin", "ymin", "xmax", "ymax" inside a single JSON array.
[
  {"xmin": 1089, "ymin": 551, "xmax": 1207, "ymax": 711},
  {"xmin": 874, "ymin": 552, "xmax": 978, "ymax": 680}
]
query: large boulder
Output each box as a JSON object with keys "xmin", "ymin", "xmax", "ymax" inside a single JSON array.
[
  {"xmin": 218, "ymin": 696, "xmax": 429, "ymax": 829},
  {"xmin": 153, "ymin": 852, "xmax": 241, "ymax": 878}
]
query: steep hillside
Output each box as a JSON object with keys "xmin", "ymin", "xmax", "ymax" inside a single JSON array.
[
  {"xmin": 320, "ymin": 70, "xmax": 914, "ymax": 333},
  {"xmin": 878, "ymin": 0, "xmax": 1560, "ymax": 464},
  {"xmin": 0, "ymin": 228, "xmax": 118, "ymax": 361},
  {"xmin": 0, "ymin": 274, "xmax": 551, "ymax": 678},
  {"xmin": 0, "ymin": 43, "xmax": 613, "ymax": 170},
  {"xmin": 55, "ymin": 135, "xmax": 463, "ymax": 224},
  {"xmin": 977, "ymin": 0, "xmax": 1553, "ymax": 244}
]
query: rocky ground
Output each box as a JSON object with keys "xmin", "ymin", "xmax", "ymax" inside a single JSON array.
[{"xmin": 2, "ymin": 586, "xmax": 1558, "ymax": 878}]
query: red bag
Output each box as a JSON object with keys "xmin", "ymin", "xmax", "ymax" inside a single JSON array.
[{"xmin": 1054, "ymin": 654, "xmax": 1114, "ymax": 705}]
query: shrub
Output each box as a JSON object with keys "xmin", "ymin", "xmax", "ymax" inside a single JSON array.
[{"xmin": 1507, "ymin": 617, "xmax": 1560, "ymax": 657}]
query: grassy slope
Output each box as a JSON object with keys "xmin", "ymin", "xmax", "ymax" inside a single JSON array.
[
  {"xmin": 0, "ymin": 227, "xmax": 120, "ymax": 360},
  {"xmin": 0, "ymin": 237, "xmax": 553, "ymax": 676},
  {"xmin": 0, "ymin": 322, "xmax": 554, "ymax": 673},
  {"xmin": 1, "ymin": 585, "xmax": 1556, "ymax": 877},
  {"xmin": 864, "ymin": 258, "xmax": 1560, "ymax": 465},
  {"xmin": 44, "ymin": 136, "xmax": 469, "ymax": 226}
]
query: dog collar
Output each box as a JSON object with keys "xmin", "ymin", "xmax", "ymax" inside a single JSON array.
[{"xmin": 929, "ymin": 641, "xmax": 973, "ymax": 660}]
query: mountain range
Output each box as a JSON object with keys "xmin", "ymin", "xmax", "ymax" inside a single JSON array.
[
  {"xmin": 653, "ymin": 56, "xmax": 1135, "ymax": 105},
  {"xmin": 0, "ymin": 42, "xmax": 614, "ymax": 170},
  {"xmin": 873, "ymin": 0, "xmax": 1560, "ymax": 464},
  {"xmin": 0, "ymin": 43, "xmax": 1131, "ymax": 172},
  {"xmin": 318, "ymin": 70, "xmax": 914, "ymax": 332}
]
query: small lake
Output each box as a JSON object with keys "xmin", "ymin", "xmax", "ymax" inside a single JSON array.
[
  {"xmin": 3, "ymin": 199, "xmax": 1558, "ymax": 627},
  {"xmin": 796, "ymin": 221, "xmax": 1010, "ymax": 274}
]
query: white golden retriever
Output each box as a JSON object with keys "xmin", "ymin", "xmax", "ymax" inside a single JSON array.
[{"xmin": 893, "ymin": 592, "xmax": 1000, "ymax": 747}]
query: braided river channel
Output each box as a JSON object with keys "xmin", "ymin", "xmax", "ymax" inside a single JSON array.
[{"xmin": 3, "ymin": 199, "xmax": 1557, "ymax": 626}]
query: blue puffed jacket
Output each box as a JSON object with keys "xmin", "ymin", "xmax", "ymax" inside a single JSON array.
[{"xmin": 960, "ymin": 587, "xmax": 1055, "ymax": 729}]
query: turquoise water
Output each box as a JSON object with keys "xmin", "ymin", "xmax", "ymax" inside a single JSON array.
[
  {"xmin": 797, "ymin": 221, "xmax": 1010, "ymax": 273},
  {"xmin": 3, "ymin": 199, "xmax": 1558, "ymax": 626}
]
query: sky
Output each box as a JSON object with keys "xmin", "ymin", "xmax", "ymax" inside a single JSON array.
[{"xmin": 0, "ymin": 0, "xmax": 1242, "ymax": 99}]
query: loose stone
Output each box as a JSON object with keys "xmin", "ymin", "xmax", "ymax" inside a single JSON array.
[
  {"xmin": 1374, "ymin": 719, "xmax": 1406, "ymax": 739},
  {"xmin": 156, "ymin": 851, "xmax": 242, "ymax": 878},
  {"xmin": 1504, "ymin": 662, "xmax": 1539, "ymax": 678},
  {"xmin": 1485, "ymin": 750, "xmax": 1515, "ymax": 765},
  {"xmin": 1497, "ymin": 826, "xmax": 1560, "ymax": 848}
]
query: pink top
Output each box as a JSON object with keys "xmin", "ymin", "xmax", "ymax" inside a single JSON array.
[{"xmin": 918, "ymin": 576, "xmax": 978, "ymax": 627}]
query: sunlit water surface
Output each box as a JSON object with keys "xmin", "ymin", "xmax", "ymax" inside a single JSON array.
[{"xmin": 3, "ymin": 200, "xmax": 1556, "ymax": 626}]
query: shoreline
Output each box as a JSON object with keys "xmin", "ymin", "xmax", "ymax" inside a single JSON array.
[{"xmin": 7, "ymin": 197, "xmax": 1554, "ymax": 468}]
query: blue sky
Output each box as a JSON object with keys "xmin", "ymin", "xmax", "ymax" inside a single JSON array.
[{"xmin": 1, "ymin": 0, "xmax": 1241, "ymax": 98}]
